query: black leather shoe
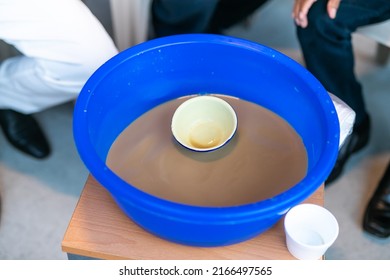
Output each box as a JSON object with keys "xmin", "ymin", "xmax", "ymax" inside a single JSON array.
[
  {"xmin": 0, "ymin": 109, "xmax": 50, "ymax": 159},
  {"xmin": 325, "ymin": 114, "xmax": 371, "ymax": 185},
  {"xmin": 363, "ymin": 161, "xmax": 390, "ymax": 238}
]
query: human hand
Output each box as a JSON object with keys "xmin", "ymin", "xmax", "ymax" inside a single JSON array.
[{"xmin": 292, "ymin": 0, "xmax": 340, "ymax": 28}]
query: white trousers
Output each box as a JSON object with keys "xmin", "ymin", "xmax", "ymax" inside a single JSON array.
[{"xmin": 0, "ymin": 0, "xmax": 118, "ymax": 114}]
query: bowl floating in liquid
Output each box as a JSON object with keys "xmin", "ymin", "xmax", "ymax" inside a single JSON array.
[{"xmin": 171, "ymin": 95, "xmax": 238, "ymax": 152}]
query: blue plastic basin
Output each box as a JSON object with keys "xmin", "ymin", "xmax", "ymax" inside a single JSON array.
[{"xmin": 73, "ymin": 34, "xmax": 339, "ymax": 247}]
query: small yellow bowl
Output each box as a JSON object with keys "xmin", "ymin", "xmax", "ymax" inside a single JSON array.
[{"xmin": 171, "ymin": 95, "xmax": 238, "ymax": 152}]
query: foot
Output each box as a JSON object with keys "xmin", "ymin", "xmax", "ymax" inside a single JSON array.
[
  {"xmin": 363, "ymin": 162, "xmax": 390, "ymax": 238},
  {"xmin": 0, "ymin": 109, "xmax": 50, "ymax": 159},
  {"xmin": 325, "ymin": 114, "xmax": 370, "ymax": 185}
]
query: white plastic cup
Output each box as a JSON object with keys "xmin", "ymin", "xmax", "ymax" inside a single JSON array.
[{"xmin": 284, "ymin": 203, "xmax": 339, "ymax": 260}]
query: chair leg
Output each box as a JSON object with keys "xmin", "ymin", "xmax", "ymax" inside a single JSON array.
[{"xmin": 375, "ymin": 43, "xmax": 390, "ymax": 65}]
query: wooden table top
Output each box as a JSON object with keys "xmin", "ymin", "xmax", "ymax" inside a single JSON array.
[{"xmin": 62, "ymin": 175, "xmax": 324, "ymax": 260}]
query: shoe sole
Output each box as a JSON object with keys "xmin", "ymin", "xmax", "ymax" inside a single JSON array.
[{"xmin": 363, "ymin": 212, "xmax": 390, "ymax": 238}]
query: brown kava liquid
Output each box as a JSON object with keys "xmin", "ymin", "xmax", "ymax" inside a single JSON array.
[{"xmin": 106, "ymin": 94, "xmax": 308, "ymax": 207}]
